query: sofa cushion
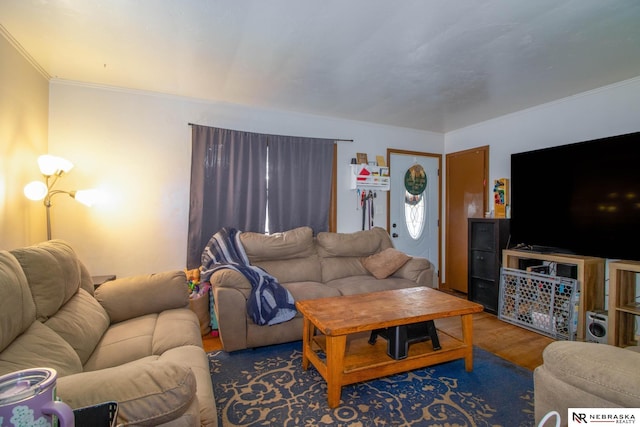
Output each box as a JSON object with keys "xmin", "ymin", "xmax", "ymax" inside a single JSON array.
[
  {"xmin": 317, "ymin": 227, "xmax": 394, "ymax": 282},
  {"xmin": 316, "ymin": 227, "xmax": 393, "ymax": 257},
  {"xmin": 319, "ymin": 256, "xmax": 369, "ymax": 282},
  {"xmin": 0, "ymin": 321, "xmax": 83, "ymax": 377},
  {"xmin": 240, "ymin": 227, "xmax": 322, "ymax": 283},
  {"xmin": 83, "ymin": 309, "xmax": 202, "ymax": 371},
  {"xmin": 283, "ymin": 281, "xmax": 342, "ymax": 301},
  {"xmin": 325, "ymin": 275, "xmax": 422, "ymax": 296},
  {"xmin": 361, "ymin": 248, "xmax": 411, "ymax": 279},
  {"xmin": 57, "ymin": 358, "xmax": 197, "ymax": 426},
  {"xmin": 10, "ymin": 240, "xmax": 92, "ymax": 322},
  {"xmin": 241, "ymin": 226, "xmax": 316, "ymax": 262},
  {"xmin": 84, "ymin": 314, "xmax": 157, "ymax": 371},
  {"xmin": 152, "ymin": 309, "xmax": 203, "ymax": 355},
  {"xmin": 253, "ymin": 256, "xmax": 323, "ymax": 284},
  {"xmin": 0, "ymin": 251, "xmax": 36, "ymax": 352},
  {"xmin": 45, "ymin": 289, "xmax": 110, "ymax": 365}
]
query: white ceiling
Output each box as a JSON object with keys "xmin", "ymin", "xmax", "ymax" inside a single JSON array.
[{"xmin": 2, "ymin": 0, "xmax": 640, "ymax": 133}]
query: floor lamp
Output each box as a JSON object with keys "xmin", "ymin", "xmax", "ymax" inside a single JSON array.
[{"xmin": 24, "ymin": 155, "xmax": 100, "ymax": 240}]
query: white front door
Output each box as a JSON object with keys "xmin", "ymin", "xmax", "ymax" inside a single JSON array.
[{"xmin": 388, "ymin": 151, "xmax": 440, "ymax": 287}]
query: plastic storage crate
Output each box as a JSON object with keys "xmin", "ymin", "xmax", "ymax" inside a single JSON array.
[{"xmin": 499, "ymin": 267, "xmax": 579, "ymax": 340}]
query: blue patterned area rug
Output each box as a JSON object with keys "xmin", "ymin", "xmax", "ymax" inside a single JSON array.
[{"xmin": 208, "ymin": 341, "xmax": 534, "ymax": 426}]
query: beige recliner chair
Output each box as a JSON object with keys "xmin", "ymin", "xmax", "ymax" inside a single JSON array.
[{"xmin": 534, "ymin": 340, "xmax": 640, "ymax": 426}]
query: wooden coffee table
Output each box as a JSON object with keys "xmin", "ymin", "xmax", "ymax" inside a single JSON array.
[{"xmin": 295, "ymin": 287, "xmax": 484, "ymax": 408}]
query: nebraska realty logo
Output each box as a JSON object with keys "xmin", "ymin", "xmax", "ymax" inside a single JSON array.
[{"xmin": 569, "ymin": 408, "xmax": 639, "ymax": 425}]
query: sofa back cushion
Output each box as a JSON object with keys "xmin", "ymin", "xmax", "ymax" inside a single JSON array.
[
  {"xmin": 316, "ymin": 227, "xmax": 394, "ymax": 282},
  {"xmin": 10, "ymin": 240, "xmax": 94, "ymax": 322},
  {"xmin": 240, "ymin": 227, "xmax": 322, "ymax": 283},
  {"xmin": 0, "ymin": 251, "xmax": 36, "ymax": 352},
  {"xmin": 9, "ymin": 240, "xmax": 108, "ymax": 366},
  {"xmin": 0, "ymin": 321, "xmax": 83, "ymax": 378},
  {"xmin": 45, "ymin": 289, "xmax": 110, "ymax": 365}
]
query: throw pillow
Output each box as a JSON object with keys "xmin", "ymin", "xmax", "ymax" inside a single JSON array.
[{"xmin": 362, "ymin": 248, "xmax": 411, "ymax": 279}]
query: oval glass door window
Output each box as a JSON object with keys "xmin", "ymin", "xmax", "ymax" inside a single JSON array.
[
  {"xmin": 404, "ymin": 191, "xmax": 426, "ymax": 239},
  {"xmin": 403, "ymin": 164, "xmax": 427, "ymax": 239}
]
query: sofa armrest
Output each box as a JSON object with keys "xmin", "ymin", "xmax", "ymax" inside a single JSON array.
[
  {"xmin": 57, "ymin": 359, "xmax": 196, "ymax": 426},
  {"xmin": 539, "ymin": 341, "xmax": 640, "ymax": 405},
  {"xmin": 208, "ymin": 270, "xmax": 253, "ymax": 351},
  {"xmin": 209, "ymin": 268, "xmax": 252, "ymax": 290},
  {"xmin": 212, "ymin": 287, "xmax": 250, "ymax": 352},
  {"xmin": 392, "ymin": 257, "xmax": 434, "ymax": 287},
  {"xmin": 95, "ymin": 270, "xmax": 189, "ymax": 323}
]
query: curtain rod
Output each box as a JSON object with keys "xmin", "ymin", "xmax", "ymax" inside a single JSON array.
[{"xmin": 187, "ymin": 122, "xmax": 353, "ymax": 142}]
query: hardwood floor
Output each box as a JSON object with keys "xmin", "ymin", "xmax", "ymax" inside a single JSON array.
[
  {"xmin": 202, "ymin": 332, "xmax": 223, "ymax": 353},
  {"xmin": 434, "ymin": 311, "xmax": 553, "ymax": 370},
  {"xmin": 201, "ymin": 292, "xmax": 555, "ymax": 371}
]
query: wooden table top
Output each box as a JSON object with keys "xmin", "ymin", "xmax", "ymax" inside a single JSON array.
[{"xmin": 296, "ymin": 287, "xmax": 483, "ymax": 336}]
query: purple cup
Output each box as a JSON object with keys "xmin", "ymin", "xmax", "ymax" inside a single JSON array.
[{"xmin": 0, "ymin": 368, "xmax": 74, "ymax": 427}]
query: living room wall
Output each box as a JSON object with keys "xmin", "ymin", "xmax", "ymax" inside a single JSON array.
[
  {"xmin": 444, "ymin": 75, "xmax": 640, "ymax": 317},
  {"xmin": 6, "ymin": 30, "xmax": 640, "ymax": 280},
  {"xmin": 445, "ymin": 75, "xmax": 640, "ymax": 206},
  {"xmin": 0, "ymin": 32, "xmax": 49, "ymax": 249},
  {"xmin": 47, "ymin": 81, "xmax": 443, "ymax": 277}
]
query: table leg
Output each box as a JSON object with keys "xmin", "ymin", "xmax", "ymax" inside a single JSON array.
[
  {"xmin": 301, "ymin": 317, "xmax": 314, "ymax": 370},
  {"xmin": 326, "ymin": 334, "xmax": 347, "ymax": 408},
  {"xmin": 461, "ymin": 313, "xmax": 474, "ymax": 371}
]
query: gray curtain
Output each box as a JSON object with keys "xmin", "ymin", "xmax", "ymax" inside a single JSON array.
[
  {"xmin": 267, "ymin": 135, "xmax": 334, "ymax": 233},
  {"xmin": 187, "ymin": 126, "xmax": 268, "ymax": 268},
  {"xmin": 187, "ymin": 125, "xmax": 335, "ymax": 269}
]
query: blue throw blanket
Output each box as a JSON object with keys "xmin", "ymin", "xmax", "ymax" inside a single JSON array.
[{"xmin": 200, "ymin": 228, "xmax": 297, "ymax": 326}]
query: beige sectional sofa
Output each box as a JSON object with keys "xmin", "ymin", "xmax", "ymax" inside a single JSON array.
[
  {"xmin": 534, "ymin": 341, "xmax": 640, "ymax": 426},
  {"xmin": 209, "ymin": 226, "xmax": 435, "ymax": 352},
  {"xmin": 0, "ymin": 240, "xmax": 217, "ymax": 426}
]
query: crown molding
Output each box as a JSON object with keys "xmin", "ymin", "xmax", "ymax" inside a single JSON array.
[{"xmin": 0, "ymin": 23, "xmax": 50, "ymax": 80}]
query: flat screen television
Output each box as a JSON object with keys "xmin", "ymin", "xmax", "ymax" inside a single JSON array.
[{"xmin": 510, "ymin": 131, "xmax": 640, "ymax": 261}]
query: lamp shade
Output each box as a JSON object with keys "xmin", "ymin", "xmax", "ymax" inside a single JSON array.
[
  {"xmin": 24, "ymin": 181, "xmax": 48, "ymax": 201},
  {"xmin": 73, "ymin": 189, "xmax": 103, "ymax": 207},
  {"xmin": 38, "ymin": 155, "xmax": 73, "ymax": 176}
]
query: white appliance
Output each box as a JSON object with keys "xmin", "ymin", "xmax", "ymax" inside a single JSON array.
[{"xmin": 586, "ymin": 310, "xmax": 608, "ymax": 344}]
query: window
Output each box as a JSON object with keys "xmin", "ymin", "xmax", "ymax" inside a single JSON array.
[
  {"xmin": 404, "ymin": 191, "xmax": 425, "ymax": 239},
  {"xmin": 186, "ymin": 125, "xmax": 334, "ymax": 268},
  {"xmin": 403, "ymin": 164, "xmax": 428, "ymax": 240}
]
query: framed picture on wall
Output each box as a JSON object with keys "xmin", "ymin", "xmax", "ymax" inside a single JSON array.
[{"xmin": 356, "ymin": 153, "xmax": 368, "ymax": 164}]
